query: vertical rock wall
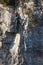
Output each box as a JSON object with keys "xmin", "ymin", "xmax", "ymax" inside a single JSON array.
[{"xmin": 0, "ymin": 1, "xmax": 43, "ymax": 65}]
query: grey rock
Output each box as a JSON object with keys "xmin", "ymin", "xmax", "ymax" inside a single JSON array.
[{"xmin": 0, "ymin": 3, "xmax": 43, "ymax": 65}]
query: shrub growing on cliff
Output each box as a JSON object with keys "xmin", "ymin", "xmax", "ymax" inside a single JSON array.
[
  {"xmin": 0, "ymin": 0, "xmax": 20, "ymax": 6},
  {"xmin": 0, "ymin": 0, "xmax": 9, "ymax": 5}
]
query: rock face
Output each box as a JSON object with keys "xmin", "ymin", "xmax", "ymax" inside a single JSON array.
[{"xmin": 0, "ymin": 1, "xmax": 43, "ymax": 65}]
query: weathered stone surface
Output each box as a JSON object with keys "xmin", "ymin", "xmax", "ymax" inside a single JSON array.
[{"xmin": 0, "ymin": 2, "xmax": 43, "ymax": 65}]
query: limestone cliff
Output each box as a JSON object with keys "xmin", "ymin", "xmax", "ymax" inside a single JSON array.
[{"xmin": 0, "ymin": 0, "xmax": 43, "ymax": 65}]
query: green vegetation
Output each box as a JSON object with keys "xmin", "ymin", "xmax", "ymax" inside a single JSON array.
[
  {"xmin": 0, "ymin": 0, "xmax": 19, "ymax": 6},
  {"xmin": 0, "ymin": 0, "xmax": 9, "ymax": 5},
  {"xmin": 0, "ymin": 0, "xmax": 26, "ymax": 6}
]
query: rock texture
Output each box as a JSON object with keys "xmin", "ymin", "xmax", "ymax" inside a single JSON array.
[{"xmin": 0, "ymin": 0, "xmax": 43, "ymax": 65}]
